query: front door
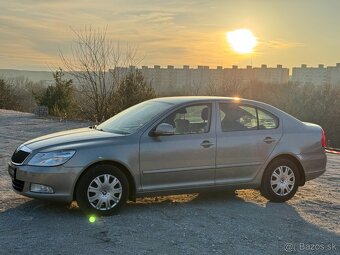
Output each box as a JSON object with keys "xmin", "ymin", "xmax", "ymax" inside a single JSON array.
[{"xmin": 140, "ymin": 103, "xmax": 216, "ymax": 192}]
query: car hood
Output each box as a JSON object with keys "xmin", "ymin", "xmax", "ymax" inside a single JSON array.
[{"xmin": 23, "ymin": 127, "xmax": 124, "ymax": 151}]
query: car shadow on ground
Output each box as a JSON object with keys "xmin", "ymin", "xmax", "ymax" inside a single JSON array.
[{"xmin": 0, "ymin": 191, "xmax": 339, "ymax": 254}]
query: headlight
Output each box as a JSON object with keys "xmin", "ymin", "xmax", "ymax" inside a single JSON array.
[{"xmin": 28, "ymin": 150, "xmax": 76, "ymax": 166}]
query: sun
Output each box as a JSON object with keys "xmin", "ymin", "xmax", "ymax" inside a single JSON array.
[{"xmin": 226, "ymin": 29, "xmax": 257, "ymax": 54}]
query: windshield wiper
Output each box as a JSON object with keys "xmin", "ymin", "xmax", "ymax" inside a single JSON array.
[
  {"xmin": 109, "ymin": 130, "xmax": 131, "ymax": 135},
  {"xmin": 91, "ymin": 125, "xmax": 130, "ymax": 134},
  {"xmin": 89, "ymin": 125, "xmax": 104, "ymax": 131}
]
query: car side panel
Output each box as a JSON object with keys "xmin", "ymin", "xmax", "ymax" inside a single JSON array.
[
  {"xmin": 139, "ymin": 133, "xmax": 216, "ymax": 191},
  {"xmin": 62, "ymin": 136, "xmax": 141, "ymax": 195},
  {"xmin": 251, "ymin": 121, "xmax": 327, "ymax": 185},
  {"xmin": 216, "ymin": 129, "xmax": 283, "ymax": 184}
]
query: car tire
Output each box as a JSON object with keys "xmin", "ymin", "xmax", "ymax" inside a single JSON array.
[
  {"xmin": 260, "ymin": 158, "xmax": 300, "ymax": 202},
  {"xmin": 75, "ymin": 164, "xmax": 129, "ymax": 216}
]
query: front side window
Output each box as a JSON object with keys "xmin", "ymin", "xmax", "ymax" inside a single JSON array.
[
  {"xmin": 219, "ymin": 104, "xmax": 257, "ymax": 132},
  {"xmin": 162, "ymin": 104, "xmax": 212, "ymax": 134}
]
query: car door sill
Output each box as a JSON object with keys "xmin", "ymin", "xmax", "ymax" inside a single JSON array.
[
  {"xmin": 137, "ymin": 182, "xmax": 259, "ymax": 198},
  {"xmin": 142, "ymin": 165, "xmax": 214, "ymax": 174},
  {"xmin": 216, "ymin": 162, "xmax": 262, "ymax": 169}
]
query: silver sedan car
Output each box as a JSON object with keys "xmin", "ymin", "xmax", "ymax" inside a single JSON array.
[{"xmin": 8, "ymin": 97, "xmax": 327, "ymax": 215}]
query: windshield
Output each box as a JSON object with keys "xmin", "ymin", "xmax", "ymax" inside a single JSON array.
[{"xmin": 97, "ymin": 101, "xmax": 174, "ymax": 134}]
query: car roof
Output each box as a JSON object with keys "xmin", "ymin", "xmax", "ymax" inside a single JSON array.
[
  {"xmin": 151, "ymin": 96, "xmax": 254, "ymax": 104},
  {"xmin": 149, "ymin": 96, "xmax": 303, "ymax": 128}
]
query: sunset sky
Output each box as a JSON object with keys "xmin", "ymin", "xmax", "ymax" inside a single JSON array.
[{"xmin": 1, "ymin": 0, "xmax": 339, "ymax": 70}]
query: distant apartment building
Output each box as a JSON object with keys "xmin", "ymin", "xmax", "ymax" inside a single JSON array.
[
  {"xmin": 111, "ymin": 64, "xmax": 289, "ymax": 93},
  {"xmin": 292, "ymin": 63, "xmax": 340, "ymax": 86}
]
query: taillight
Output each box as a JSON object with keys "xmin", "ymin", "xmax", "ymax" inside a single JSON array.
[{"xmin": 321, "ymin": 129, "xmax": 326, "ymax": 147}]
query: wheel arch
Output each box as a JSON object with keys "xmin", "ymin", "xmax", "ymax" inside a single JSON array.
[
  {"xmin": 73, "ymin": 160, "xmax": 137, "ymax": 201},
  {"xmin": 264, "ymin": 154, "xmax": 306, "ymax": 186}
]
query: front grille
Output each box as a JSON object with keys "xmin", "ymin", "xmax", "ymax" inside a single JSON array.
[
  {"xmin": 11, "ymin": 150, "xmax": 30, "ymax": 164},
  {"xmin": 12, "ymin": 179, "xmax": 25, "ymax": 192}
]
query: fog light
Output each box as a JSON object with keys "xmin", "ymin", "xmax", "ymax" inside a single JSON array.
[{"xmin": 30, "ymin": 183, "xmax": 54, "ymax": 194}]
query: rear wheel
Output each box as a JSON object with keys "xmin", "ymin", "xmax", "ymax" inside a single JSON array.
[
  {"xmin": 261, "ymin": 158, "xmax": 300, "ymax": 202},
  {"xmin": 76, "ymin": 164, "xmax": 129, "ymax": 216}
]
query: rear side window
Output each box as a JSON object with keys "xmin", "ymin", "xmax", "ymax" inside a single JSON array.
[
  {"xmin": 219, "ymin": 104, "xmax": 257, "ymax": 132},
  {"xmin": 219, "ymin": 103, "xmax": 279, "ymax": 132},
  {"xmin": 257, "ymin": 108, "xmax": 279, "ymax": 130}
]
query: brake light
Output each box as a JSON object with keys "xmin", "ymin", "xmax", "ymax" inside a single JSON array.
[{"xmin": 321, "ymin": 129, "xmax": 326, "ymax": 147}]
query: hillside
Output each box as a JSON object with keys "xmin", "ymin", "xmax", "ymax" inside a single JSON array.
[{"xmin": 0, "ymin": 69, "xmax": 54, "ymax": 82}]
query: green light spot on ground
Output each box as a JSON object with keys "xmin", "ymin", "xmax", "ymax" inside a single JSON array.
[{"xmin": 89, "ymin": 216, "xmax": 96, "ymax": 223}]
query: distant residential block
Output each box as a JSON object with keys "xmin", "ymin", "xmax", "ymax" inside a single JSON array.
[
  {"xmin": 292, "ymin": 63, "xmax": 340, "ymax": 86},
  {"xmin": 111, "ymin": 64, "xmax": 289, "ymax": 93}
]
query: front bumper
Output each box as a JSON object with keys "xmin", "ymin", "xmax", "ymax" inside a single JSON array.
[{"xmin": 8, "ymin": 162, "xmax": 83, "ymax": 203}]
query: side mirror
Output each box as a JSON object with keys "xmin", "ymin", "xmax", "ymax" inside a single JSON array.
[{"xmin": 153, "ymin": 123, "xmax": 175, "ymax": 136}]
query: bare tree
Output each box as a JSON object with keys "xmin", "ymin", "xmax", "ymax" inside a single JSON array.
[
  {"xmin": 218, "ymin": 76, "xmax": 245, "ymax": 97},
  {"xmin": 60, "ymin": 26, "xmax": 141, "ymax": 122},
  {"xmin": 182, "ymin": 79, "xmax": 202, "ymax": 96},
  {"xmin": 205, "ymin": 79, "xmax": 219, "ymax": 96},
  {"xmin": 5, "ymin": 76, "xmax": 44, "ymax": 112}
]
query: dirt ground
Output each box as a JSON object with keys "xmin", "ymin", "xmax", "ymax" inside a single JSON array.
[{"xmin": 0, "ymin": 109, "xmax": 339, "ymax": 255}]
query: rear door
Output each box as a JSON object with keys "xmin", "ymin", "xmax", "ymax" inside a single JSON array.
[{"xmin": 215, "ymin": 102, "xmax": 282, "ymax": 185}]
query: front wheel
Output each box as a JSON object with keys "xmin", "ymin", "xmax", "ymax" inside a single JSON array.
[
  {"xmin": 260, "ymin": 158, "xmax": 300, "ymax": 202},
  {"xmin": 75, "ymin": 164, "xmax": 129, "ymax": 216}
]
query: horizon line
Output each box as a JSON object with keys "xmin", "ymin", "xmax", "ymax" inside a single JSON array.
[{"xmin": 2, "ymin": 62, "xmax": 340, "ymax": 72}]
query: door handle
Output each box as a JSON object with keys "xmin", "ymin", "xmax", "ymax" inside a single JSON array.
[
  {"xmin": 200, "ymin": 140, "xmax": 214, "ymax": 148},
  {"xmin": 263, "ymin": 137, "xmax": 276, "ymax": 144}
]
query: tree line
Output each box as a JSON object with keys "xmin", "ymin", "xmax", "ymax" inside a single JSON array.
[{"xmin": 0, "ymin": 68, "xmax": 155, "ymax": 120}]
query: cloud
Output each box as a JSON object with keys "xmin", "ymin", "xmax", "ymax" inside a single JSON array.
[
  {"xmin": 0, "ymin": 0, "xmax": 219, "ymax": 70},
  {"xmin": 262, "ymin": 40, "xmax": 304, "ymax": 49},
  {"xmin": 123, "ymin": 10, "xmax": 177, "ymax": 24},
  {"xmin": 1, "ymin": 0, "xmax": 331, "ymax": 70}
]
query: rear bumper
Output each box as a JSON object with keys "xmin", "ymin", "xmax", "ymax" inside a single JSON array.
[
  {"xmin": 298, "ymin": 151, "xmax": 327, "ymax": 182},
  {"xmin": 305, "ymin": 169, "xmax": 326, "ymax": 181},
  {"xmin": 8, "ymin": 162, "xmax": 82, "ymax": 203}
]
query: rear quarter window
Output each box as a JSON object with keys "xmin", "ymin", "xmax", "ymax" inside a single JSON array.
[{"xmin": 257, "ymin": 108, "xmax": 279, "ymax": 129}]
